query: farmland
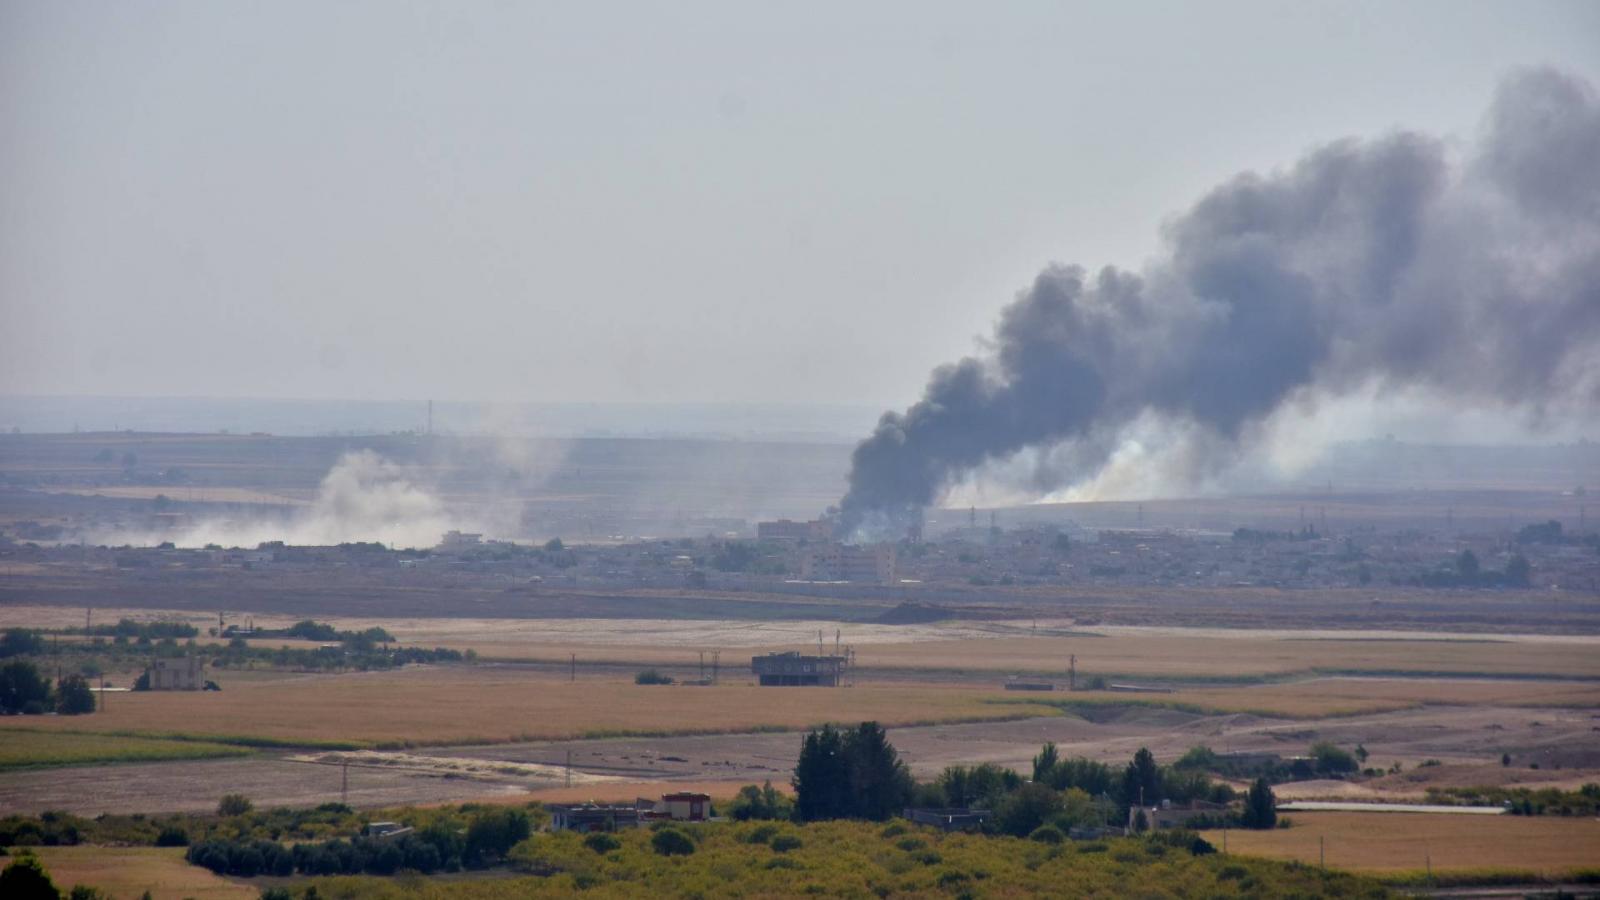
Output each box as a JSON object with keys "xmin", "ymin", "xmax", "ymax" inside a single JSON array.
[
  {"xmin": 1201, "ymin": 810, "xmax": 1600, "ymax": 877},
  {"xmin": 19, "ymin": 846, "xmax": 257, "ymax": 900},
  {"xmin": 0, "ymin": 668, "xmax": 1062, "ymax": 748},
  {"xmin": 0, "ymin": 728, "xmax": 253, "ymax": 770}
]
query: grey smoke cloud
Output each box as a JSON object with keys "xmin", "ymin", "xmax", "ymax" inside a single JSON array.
[{"xmin": 840, "ymin": 67, "xmax": 1600, "ymax": 533}]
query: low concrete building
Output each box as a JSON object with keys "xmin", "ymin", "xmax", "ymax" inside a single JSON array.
[
  {"xmin": 752, "ymin": 651, "xmax": 847, "ymax": 687},
  {"xmin": 360, "ymin": 822, "xmax": 414, "ymax": 840},
  {"xmin": 640, "ymin": 791, "xmax": 712, "ymax": 822},
  {"xmin": 902, "ymin": 808, "xmax": 991, "ymax": 832},
  {"xmin": 548, "ymin": 803, "xmax": 640, "ymax": 833},
  {"xmin": 147, "ymin": 655, "xmax": 204, "ymax": 691},
  {"xmin": 756, "ymin": 519, "xmax": 831, "ymax": 542},
  {"xmin": 1128, "ymin": 799, "xmax": 1227, "ymax": 830}
]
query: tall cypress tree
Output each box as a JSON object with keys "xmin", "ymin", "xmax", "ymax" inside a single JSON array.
[
  {"xmin": 792, "ymin": 724, "xmax": 849, "ymax": 821},
  {"xmin": 843, "ymin": 721, "xmax": 912, "ymax": 820}
]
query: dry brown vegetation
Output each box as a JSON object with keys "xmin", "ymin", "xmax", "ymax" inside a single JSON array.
[
  {"xmin": 370, "ymin": 626, "xmax": 1600, "ymax": 680},
  {"xmin": 22, "ymin": 846, "xmax": 256, "ymax": 900},
  {"xmin": 1, "ymin": 668, "xmax": 1061, "ymax": 747},
  {"xmin": 1203, "ymin": 810, "xmax": 1600, "ymax": 874}
]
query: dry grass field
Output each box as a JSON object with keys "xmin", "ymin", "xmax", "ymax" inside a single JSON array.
[
  {"xmin": 0, "ymin": 668, "xmax": 1061, "ymax": 747},
  {"xmin": 1202, "ymin": 810, "xmax": 1600, "ymax": 875},
  {"xmin": 1124, "ymin": 677, "xmax": 1600, "ymax": 718},
  {"xmin": 341, "ymin": 620, "xmax": 1600, "ymax": 680},
  {"xmin": 20, "ymin": 846, "xmax": 257, "ymax": 900}
]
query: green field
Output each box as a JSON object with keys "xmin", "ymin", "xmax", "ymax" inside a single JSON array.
[{"xmin": 0, "ymin": 728, "xmax": 254, "ymax": 770}]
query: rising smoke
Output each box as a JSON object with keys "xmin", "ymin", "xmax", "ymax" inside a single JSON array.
[{"xmin": 840, "ymin": 68, "xmax": 1600, "ymax": 536}]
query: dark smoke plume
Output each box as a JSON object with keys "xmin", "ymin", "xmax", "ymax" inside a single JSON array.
[{"xmin": 840, "ymin": 68, "xmax": 1600, "ymax": 536}]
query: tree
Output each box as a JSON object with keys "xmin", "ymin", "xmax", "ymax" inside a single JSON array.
[
  {"xmin": 1052, "ymin": 533, "xmax": 1071, "ymax": 554},
  {"xmin": 55, "ymin": 675, "xmax": 95, "ymax": 715},
  {"xmin": 1456, "ymin": 549, "xmax": 1480, "ymax": 578},
  {"xmin": 936, "ymin": 763, "xmax": 1018, "ymax": 808},
  {"xmin": 464, "ymin": 808, "xmax": 530, "ymax": 867},
  {"xmin": 1241, "ymin": 778, "xmax": 1277, "ymax": 829},
  {"xmin": 0, "ymin": 628, "xmax": 47, "ymax": 658},
  {"xmin": 1121, "ymin": 747, "xmax": 1161, "ymax": 808},
  {"xmin": 793, "ymin": 725, "xmax": 848, "ymax": 821},
  {"xmin": 793, "ymin": 722, "xmax": 910, "ymax": 821},
  {"xmin": 543, "ymin": 538, "xmax": 564, "ymax": 553},
  {"xmin": 843, "ymin": 721, "xmax": 913, "ymax": 821},
  {"xmin": 995, "ymin": 782, "xmax": 1062, "ymax": 837},
  {"xmin": 1505, "ymin": 553, "xmax": 1532, "ymax": 587},
  {"xmin": 1310, "ymin": 741, "xmax": 1358, "ymax": 776},
  {"xmin": 216, "ymin": 794, "xmax": 253, "ymax": 816},
  {"xmin": 0, "ymin": 660, "xmax": 52, "ymax": 714},
  {"xmin": 0, "ymin": 855, "xmax": 60, "ymax": 900},
  {"xmin": 1032, "ymin": 742, "xmax": 1061, "ymax": 783},
  {"xmin": 727, "ymin": 781, "xmax": 793, "ymax": 821},
  {"xmin": 1131, "ymin": 809, "xmax": 1149, "ymax": 834}
]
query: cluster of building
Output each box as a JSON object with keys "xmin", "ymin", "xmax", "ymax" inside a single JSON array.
[
  {"xmin": 547, "ymin": 792, "xmax": 713, "ymax": 832},
  {"xmin": 5, "ymin": 512, "xmax": 1596, "ymax": 595}
]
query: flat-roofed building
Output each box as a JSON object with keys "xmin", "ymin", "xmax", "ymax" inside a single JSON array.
[
  {"xmin": 756, "ymin": 519, "xmax": 831, "ymax": 542},
  {"xmin": 801, "ymin": 543, "xmax": 896, "ymax": 583},
  {"xmin": 752, "ymin": 651, "xmax": 847, "ymax": 686},
  {"xmin": 147, "ymin": 655, "xmax": 204, "ymax": 691}
]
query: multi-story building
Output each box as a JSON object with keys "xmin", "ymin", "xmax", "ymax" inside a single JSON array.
[{"xmin": 800, "ymin": 543, "xmax": 896, "ymax": 583}]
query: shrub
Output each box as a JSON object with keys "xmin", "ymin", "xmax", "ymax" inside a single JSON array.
[
  {"xmin": 154, "ymin": 825, "xmax": 189, "ymax": 847},
  {"xmin": 634, "ymin": 669, "xmax": 674, "ymax": 685},
  {"xmin": 1028, "ymin": 824, "xmax": 1064, "ymax": 844},
  {"xmin": 217, "ymin": 794, "xmax": 253, "ymax": 817},
  {"xmin": 769, "ymin": 834, "xmax": 803, "ymax": 853},
  {"xmin": 745, "ymin": 824, "xmax": 781, "ymax": 845},
  {"xmin": 651, "ymin": 828, "xmax": 695, "ymax": 856},
  {"xmin": 0, "ymin": 854, "xmax": 59, "ymax": 899},
  {"xmin": 583, "ymin": 833, "xmax": 620, "ymax": 854}
]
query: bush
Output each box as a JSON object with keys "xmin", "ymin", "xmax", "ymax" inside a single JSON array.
[
  {"xmin": 54, "ymin": 676, "xmax": 95, "ymax": 715},
  {"xmin": 1028, "ymin": 824, "xmax": 1065, "ymax": 844},
  {"xmin": 154, "ymin": 825, "xmax": 189, "ymax": 847},
  {"xmin": 634, "ymin": 669, "xmax": 674, "ymax": 685},
  {"xmin": 583, "ymin": 833, "xmax": 620, "ymax": 854},
  {"xmin": 769, "ymin": 834, "xmax": 803, "ymax": 853},
  {"xmin": 0, "ymin": 854, "xmax": 59, "ymax": 899},
  {"xmin": 217, "ymin": 794, "xmax": 253, "ymax": 817},
  {"xmin": 651, "ymin": 828, "xmax": 695, "ymax": 856}
]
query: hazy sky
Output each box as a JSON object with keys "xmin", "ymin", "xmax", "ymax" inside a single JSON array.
[{"xmin": 3, "ymin": 1, "xmax": 1598, "ymax": 408}]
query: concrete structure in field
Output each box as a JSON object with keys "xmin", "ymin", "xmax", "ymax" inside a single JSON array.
[
  {"xmin": 641, "ymin": 791, "xmax": 712, "ymax": 822},
  {"xmin": 902, "ymin": 808, "xmax": 991, "ymax": 832},
  {"xmin": 800, "ymin": 542, "xmax": 897, "ymax": 583},
  {"xmin": 1128, "ymin": 799, "xmax": 1227, "ymax": 830},
  {"xmin": 752, "ymin": 651, "xmax": 847, "ymax": 686},
  {"xmin": 147, "ymin": 655, "xmax": 204, "ymax": 691},
  {"xmin": 756, "ymin": 518, "xmax": 831, "ymax": 542},
  {"xmin": 438, "ymin": 530, "xmax": 482, "ymax": 549},
  {"xmin": 548, "ymin": 803, "xmax": 641, "ymax": 833}
]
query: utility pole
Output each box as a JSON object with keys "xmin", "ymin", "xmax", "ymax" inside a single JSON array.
[
  {"xmin": 341, "ymin": 761, "xmax": 349, "ymax": 805},
  {"xmin": 712, "ymin": 651, "xmax": 719, "ymax": 685}
]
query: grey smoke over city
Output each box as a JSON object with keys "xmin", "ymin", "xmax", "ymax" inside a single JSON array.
[{"xmin": 840, "ymin": 68, "xmax": 1600, "ymax": 535}]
